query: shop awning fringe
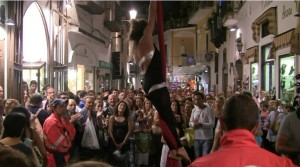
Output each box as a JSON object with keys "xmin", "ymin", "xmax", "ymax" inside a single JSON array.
[{"xmin": 268, "ymin": 29, "xmax": 295, "ymax": 60}]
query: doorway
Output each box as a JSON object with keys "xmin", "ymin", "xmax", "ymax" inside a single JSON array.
[{"xmin": 23, "ymin": 62, "xmax": 46, "ymax": 92}]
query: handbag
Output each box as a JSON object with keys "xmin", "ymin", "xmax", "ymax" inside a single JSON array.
[
  {"xmin": 81, "ymin": 118, "xmax": 100, "ymax": 149},
  {"xmin": 32, "ymin": 146, "xmax": 44, "ymax": 167},
  {"xmin": 183, "ymin": 128, "xmax": 195, "ymax": 148},
  {"xmin": 28, "ymin": 108, "xmax": 44, "ymax": 140},
  {"xmin": 25, "ymin": 129, "xmax": 44, "ymax": 167}
]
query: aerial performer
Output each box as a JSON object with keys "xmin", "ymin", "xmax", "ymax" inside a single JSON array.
[{"xmin": 128, "ymin": 1, "xmax": 191, "ymax": 166}]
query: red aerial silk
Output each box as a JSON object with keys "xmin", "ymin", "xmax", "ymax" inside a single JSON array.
[
  {"xmin": 157, "ymin": 1, "xmax": 166, "ymax": 80},
  {"xmin": 157, "ymin": 2, "xmax": 179, "ymax": 167}
]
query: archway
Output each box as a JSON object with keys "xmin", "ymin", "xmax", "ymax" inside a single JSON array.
[{"xmin": 23, "ymin": 2, "xmax": 48, "ymax": 93}]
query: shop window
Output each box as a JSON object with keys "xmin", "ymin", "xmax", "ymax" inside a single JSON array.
[
  {"xmin": 85, "ymin": 66, "xmax": 94, "ymax": 91},
  {"xmin": 261, "ymin": 20, "xmax": 270, "ymax": 38},
  {"xmin": 261, "ymin": 44, "xmax": 274, "ymax": 95},
  {"xmin": 279, "ymin": 55, "xmax": 295, "ymax": 105}
]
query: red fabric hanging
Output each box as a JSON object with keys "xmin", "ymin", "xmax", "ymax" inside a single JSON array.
[
  {"xmin": 157, "ymin": 1, "xmax": 166, "ymax": 80},
  {"xmin": 157, "ymin": 2, "xmax": 179, "ymax": 167}
]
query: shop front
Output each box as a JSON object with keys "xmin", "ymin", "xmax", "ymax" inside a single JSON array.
[
  {"xmin": 98, "ymin": 61, "xmax": 112, "ymax": 92},
  {"xmin": 68, "ymin": 28, "xmax": 110, "ymax": 94},
  {"xmin": 170, "ymin": 64, "xmax": 211, "ymax": 93},
  {"xmin": 68, "ymin": 43, "xmax": 98, "ymax": 93},
  {"xmin": 268, "ymin": 29, "xmax": 296, "ymax": 105},
  {"xmin": 244, "ymin": 46, "xmax": 259, "ymax": 97},
  {"xmin": 279, "ymin": 55, "xmax": 295, "ymax": 104},
  {"xmin": 247, "ymin": 1, "xmax": 299, "ymax": 101}
]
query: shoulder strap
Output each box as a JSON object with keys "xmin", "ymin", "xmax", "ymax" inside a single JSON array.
[
  {"xmin": 35, "ymin": 108, "xmax": 43, "ymax": 116},
  {"xmin": 26, "ymin": 107, "xmax": 42, "ymax": 116}
]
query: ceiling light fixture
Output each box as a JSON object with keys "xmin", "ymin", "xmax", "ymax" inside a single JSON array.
[{"xmin": 129, "ymin": 9, "xmax": 137, "ymax": 20}]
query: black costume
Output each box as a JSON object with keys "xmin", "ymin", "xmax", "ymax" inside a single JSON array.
[{"xmin": 141, "ymin": 45, "xmax": 182, "ymax": 150}]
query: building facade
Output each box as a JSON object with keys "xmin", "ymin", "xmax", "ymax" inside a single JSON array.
[{"xmin": 219, "ymin": 1, "xmax": 300, "ymax": 104}]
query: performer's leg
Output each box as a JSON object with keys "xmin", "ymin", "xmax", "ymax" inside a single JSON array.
[
  {"xmin": 147, "ymin": 87, "xmax": 191, "ymax": 163},
  {"xmin": 147, "ymin": 87, "xmax": 180, "ymax": 150}
]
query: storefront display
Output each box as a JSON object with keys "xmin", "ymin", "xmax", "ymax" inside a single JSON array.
[
  {"xmin": 68, "ymin": 65, "xmax": 96, "ymax": 92},
  {"xmin": 279, "ymin": 55, "xmax": 294, "ymax": 105},
  {"xmin": 84, "ymin": 66, "xmax": 94, "ymax": 91},
  {"xmin": 250, "ymin": 63, "xmax": 258, "ymax": 97}
]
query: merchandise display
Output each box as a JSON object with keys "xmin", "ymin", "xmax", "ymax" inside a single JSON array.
[
  {"xmin": 251, "ymin": 63, "xmax": 258, "ymax": 97},
  {"xmin": 279, "ymin": 56, "xmax": 295, "ymax": 105}
]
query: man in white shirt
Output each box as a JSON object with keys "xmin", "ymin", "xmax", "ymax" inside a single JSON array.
[{"xmin": 189, "ymin": 92, "xmax": 215, "ymax": 158}]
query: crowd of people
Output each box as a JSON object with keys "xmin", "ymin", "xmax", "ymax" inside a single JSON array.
[
  {"xmin": 0, "ymin": 81, "xmax": 299, "ymax": 167},
  {"xmin": 1, "ymin": 0, "xmax": 300, "ymax": 166}
]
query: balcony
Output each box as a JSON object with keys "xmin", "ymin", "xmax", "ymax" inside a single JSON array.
[
  {"xmin": 75, "ymin": 0, "xmax": 105, "ymax": 15},
  {"xmin": 222, "ymin": 1, "xmax": 244, "ymax": 28},
  {"xmin": 188, "ymin": 1, "xmax": 214, "ymax": 24}
]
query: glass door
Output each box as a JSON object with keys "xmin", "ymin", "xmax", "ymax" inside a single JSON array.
[{"xmin": 23, "ymin": 62, "xmax": 46, "ymax": 93}]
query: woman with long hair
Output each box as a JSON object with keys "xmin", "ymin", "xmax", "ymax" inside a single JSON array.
[
  {"xmin": 108, "ymin": 101, "xmax": 133, "ymax": 166},
  {"xmin": 128, "ymin": 1, "xmax": 190, "ymax": 163}
]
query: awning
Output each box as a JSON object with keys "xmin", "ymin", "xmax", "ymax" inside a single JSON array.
[
  {"xmin": 294, "ymin": 18, "xmax": 300, "ymax": 54},
  {"xmin": 252, "ymin": 7, "xmax": 277, "ymax": 43},
  {"xmin": 268, "ymin": 29, "xmax": 295, "ymax": 59},
  {"xmin": 243, "ymin": 46, "xmax": 258, "ymax": 64}
]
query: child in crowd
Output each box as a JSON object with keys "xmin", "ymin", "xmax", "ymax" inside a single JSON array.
[{"xmin": 135, "ymin": 119, "xmax": 152, "ymax": 167}]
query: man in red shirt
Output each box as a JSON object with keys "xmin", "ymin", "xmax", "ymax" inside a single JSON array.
[
  {"xmin": 189, "ymin": 94, "xmax": 298, "ymax": 167},
  {"xmin": 43, "ymin": 99, "xmax": 76, "ymax": 167}
]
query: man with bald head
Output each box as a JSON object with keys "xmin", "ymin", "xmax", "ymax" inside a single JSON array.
[
  {"xmin": 103, "ymin": 94, "xmax": 116, "ymax": 119},
  {"xmin": 67, "ymin": 99, "xmax": 82, "ymax": 122}
]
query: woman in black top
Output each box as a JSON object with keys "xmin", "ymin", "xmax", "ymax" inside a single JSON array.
[{"xmin": 108, "ymin": 101, "xmax": 133, "ymax": 165}]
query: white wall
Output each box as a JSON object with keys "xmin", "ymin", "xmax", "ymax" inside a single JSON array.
[{"xmin": 218, "ymin": 0, "xmax": 299, "ymax": 95}]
